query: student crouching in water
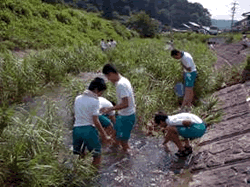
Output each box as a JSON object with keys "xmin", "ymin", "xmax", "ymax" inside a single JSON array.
[{"xmin": 154, "ymin": 112, "xmax": 206, "ymax": 157}]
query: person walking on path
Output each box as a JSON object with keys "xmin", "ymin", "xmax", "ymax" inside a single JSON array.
[
  {"xmin": 100, "ymin": 39, "xmax": 107, "ymax": 51},
  {"xmin": 98, "ymin": 96, "xmax": 116, "ymax": 145},
  {"xmin": 154, "ymin": 112, "xmax": 206, "ymax": 157},
  {"xmin": 238, "ymin": 35, "xmax": 250, "ymax": 54},
  {"xmin": 101, "ymin": 64, "xmax": 136, "ymax": 155},
  {"xmin": 72, "ymin": 77, "xmax": 113, "ymax": 168},
  {"xmin": 171, "ymin": 49, "xmax": 197, "ymax": 109},
  {"xmin": 110, "ymin": 39, "xmax": 117, "ymax": 48}
]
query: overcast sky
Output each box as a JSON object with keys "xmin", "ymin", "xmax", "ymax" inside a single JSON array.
[{"xmin": 188, "ymin": 0, "xmax": 250, "ymax": 21}]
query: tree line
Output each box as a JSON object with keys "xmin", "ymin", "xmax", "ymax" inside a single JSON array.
[{"xmin": 43, "ymin": 0, "xmax": 212, "ymax": 29}]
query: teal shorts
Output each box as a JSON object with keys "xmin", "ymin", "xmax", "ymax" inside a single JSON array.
[
  {"xmin": 99, "ymin": 115, "xmax": 112, "ymax": 128},
  {"xmin": 176, "ymin": 123, "xmax": 206, "ymax": 139},
  {"xmin": 115, "ymin": 113, "xmax": 136, "ymax": 141},
  {"xmin": 184, "ymin": 71, "xmax": 197, "ymax": 88},
  {"xmin": 73, "ymin": 125, "xmax": 101, "ymax": 157}
]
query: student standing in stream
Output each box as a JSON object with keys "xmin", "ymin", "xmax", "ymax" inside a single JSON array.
[
  {"xmin": 171, "ymin": 49, "xmax": 197, "ymax": 109},
  {"xmin": 73, "ymin": 77, "xmax": 113, "ymax": 168},
  {"xmin": 101, "ymin": 64, "xmax": 136, "ymax": 154}
]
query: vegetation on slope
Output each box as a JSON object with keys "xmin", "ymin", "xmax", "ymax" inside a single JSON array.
[{"xmin": 0, "ymin": 0, "xmax": 132, "ymax": 51}]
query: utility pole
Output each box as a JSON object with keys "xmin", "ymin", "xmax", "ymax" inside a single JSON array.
[{"xmin": 231, "ymin": 1, "xmax": 238, "ymax": 31}]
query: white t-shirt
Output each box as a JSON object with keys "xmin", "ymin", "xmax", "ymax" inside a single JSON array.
[
  {"xmin": 110, "ymin": 41, "xmax": 117, "ymax": 48},
  {"xmin": 101, "ymin": 41, "xmax": 106, "ymax": 49},
  {"xmin": 166, "ymin": 113, "xmax": 203, "ymax": 126},
  {"xmin": 181, "ymin": 52, "xmax": 197, "ymax": 72},
  {"xmin": 74, "ymin": 91, "xmax": 99, "ymax": 127},
  {"xmin": 99, "ymin": 97, "xmax": 115, "ymax": 116},
  {"xmin": 115, "ymin": 76, "xmax": 136, "ymax": 116}
]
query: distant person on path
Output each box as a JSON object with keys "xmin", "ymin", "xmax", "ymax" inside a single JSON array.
[
  {"xmin": 171, "ymin": 49, "xmax": 197, "ymax": 109},
  {"xmin": 98, "ymin": 96, "xmax": 116, "ymax": 145},
  {"xmin": 100, "ymin": 39, "xmax": 107, "ymax": 51},
  {"xmin": 110, "ymin": 39, "xmax": 117, "ymax": 48},
  {"xmin": 238, "ymin": 35, "xmax": 250, "ymax": 54},
  {"xmin": 154, "ymin": 112, "xmax": 206, "ymax": 157},
  {"xmin": 107, "ymin": 39, "xmax": 111, "ymax": 49},
  {"xmin": 73, "ymin": 77, "xmax": 113, "ymax": 168},
  {"xmin": 101, "ymin": 64, "xmax": 136, "ymax": 155}
]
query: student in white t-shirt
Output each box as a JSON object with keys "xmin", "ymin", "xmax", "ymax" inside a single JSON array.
[
  {"xmin": 98, "ymin": 97, "xmax": 116, "ymax": 143},
  {"xmin": 101, "ymin": 64, "xmax": 136, "ymax": 154},
  {"xmin": 110, "ymin": 39, "xmax": 117, "ymax": 48},
  {"xmin": 73, "ymin": 77, "xmax": 113, "ymax": 168},
  {"xmin": 171, "ymin": 49, "xmax": 197, "ymax": 109},
  {"xmin": 100, "ymin": 39, "xmax": 107, "ymax": 51},
  {"xmin": 154, "ymin": 111, "xmax": 206, "ymax": 157}
]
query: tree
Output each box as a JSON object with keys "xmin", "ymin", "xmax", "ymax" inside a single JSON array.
[
  {"xmin": 102, "ymin": 0, "xmax": 114, "ymax": 19},
  {"xmin": 127, "ymin": 11, "xmax": 160, "ymax": 37}
]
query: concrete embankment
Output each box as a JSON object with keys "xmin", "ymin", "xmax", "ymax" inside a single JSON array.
[{"xmin": 188, "ymin": 81, "xmax": 250, "ymax": 187}]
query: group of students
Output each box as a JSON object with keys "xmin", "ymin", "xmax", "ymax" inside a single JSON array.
[
  {"xmin": 100, "ymin": 39, "xmax": 117, "ymax": 51},
  {"xmin": 73, "ymin": 48, "xmax": 207, "ymax": 168}
]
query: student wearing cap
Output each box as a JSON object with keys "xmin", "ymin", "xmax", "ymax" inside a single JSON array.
[
  {"xmin": 154, "ymin": 112, "xmax": 206, "ymax": 157},
  {"xmin": 171, "ymin": 49, "xmax": 197, "ymax": 109},
  {"xmin": 101, "ymin": 64, "xmax": 136, "ymax": 154}
]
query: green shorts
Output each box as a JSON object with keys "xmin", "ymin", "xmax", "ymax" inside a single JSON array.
[
  {"xmin": 73, "ymin": 125, "xmax": 101, "ymax": 157},
  {"xmin": 115, "ymin": 113, "xmax": 136, "ymax": 141},
  {"xmin": 99, "ymin": 115, "xmax": 112, "ymax": 128},
  {"xmin": 184, "ymin": 71, "xmax": 197, "ymax": 88},
  {"xmin": 176, "ymin": 123, "xmax": 206, "ymax": 139}
]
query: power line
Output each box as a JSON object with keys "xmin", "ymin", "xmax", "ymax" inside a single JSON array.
[{"xmin": 231, "ymin": 1, "xmax": 238, "ymax": 31}]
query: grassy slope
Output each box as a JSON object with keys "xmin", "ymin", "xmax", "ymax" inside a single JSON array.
[{"xmin": 0, "ymin": 0, "xmax": 132, "ymax": 51}]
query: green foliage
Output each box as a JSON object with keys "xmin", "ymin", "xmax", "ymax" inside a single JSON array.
[
  {"xmin": 0, "ymin": 100, "xmax": 96, "ymax": 186},
  {"xmin": 0, "ymin": 0, "xmax": 132, "ymax": 50},
  {"xmin": 127, "ymin": 11, "xmax": 160, "ymax": 38},
  {"xmin": 245, "ymin": 56, "xmax": 250, "ymax": 70}
]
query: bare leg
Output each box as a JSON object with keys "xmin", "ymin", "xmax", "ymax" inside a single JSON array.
[
  {"xmin": 92, "ymin": 156, "xmax": 101, "ymax": 169},
  {"xmin": 120, "ymin": 140, "xmax": 130, "ymax": 153},
  {"xmin": 184, "ymin": 139, "xmax": 190, "ymax": 147},
  {"xmin": 164, "ymin": 127, "xmax": 185, "ymax": 151},
  {"xmin": 181, "ymin": 87, "xmax": 194, "ymax": 108}
]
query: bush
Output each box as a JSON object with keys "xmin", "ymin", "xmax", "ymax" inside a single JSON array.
[{"xmin": 127, "ymin": 11, "xmax": 160, "ymax": 38}]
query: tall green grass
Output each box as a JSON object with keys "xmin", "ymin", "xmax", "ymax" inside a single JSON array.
[{"xmin": 0, "ymin": 99, "xmax": 96, "ymax": 186}]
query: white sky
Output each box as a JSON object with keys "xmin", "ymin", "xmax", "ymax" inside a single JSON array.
[{"xmin": 188, "ymin": 0, "xmax": 250, "ymax": 21}]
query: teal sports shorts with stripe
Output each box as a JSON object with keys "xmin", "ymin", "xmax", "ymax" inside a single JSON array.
[
  {"xmin": 73, "ymin": 125, "xmax": 101, "ymax": 157},
  {"xmin": 114, "ymin": 113, "xmax": 136, "ymax": 141},
  {"xmin": 176, "ymin": 122, "xmax": 206, "ymax": 139}
]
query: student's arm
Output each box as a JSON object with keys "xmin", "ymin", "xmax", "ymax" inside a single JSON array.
[
  {"xmin": 182, "ymin": 120, "xmax": 192, "ymax": 127},
  {"xmin": 101, "ymin": 97, "xmax": 129, "ymax": 114},
  {"xmin": 108, "ymin": 115, "xmax": 116, "ymax": 125},
  {"xmin": 93, "ymin": 115, "xmax": 110, "ymax": 143}
]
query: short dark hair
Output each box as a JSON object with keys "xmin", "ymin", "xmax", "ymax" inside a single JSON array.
[
  {"xmin": 88, "ymin": 77, "xmax": 107, "ymax": 92},
  {"xmin": 111, "ymin": 39, "xmax": 113, "ymax": 42},
  {"xmin": 171, "ymin": 49, "xmax": 180, "ymax": 57},
  {"xmin": 154, "ymin": 112, "xmax": 168, "ymax": 125},
  {"xmin": 102, "ymin": 64, "xmax": 118, "ymax": 75},
  {"xmin": 110, "ymin": 101, "xmax": 116, "ymax": 106}
]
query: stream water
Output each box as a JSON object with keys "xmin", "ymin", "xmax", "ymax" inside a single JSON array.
[{"xmin": 17, "ymin": 72, "xmax": 190, "ymax": 186}]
